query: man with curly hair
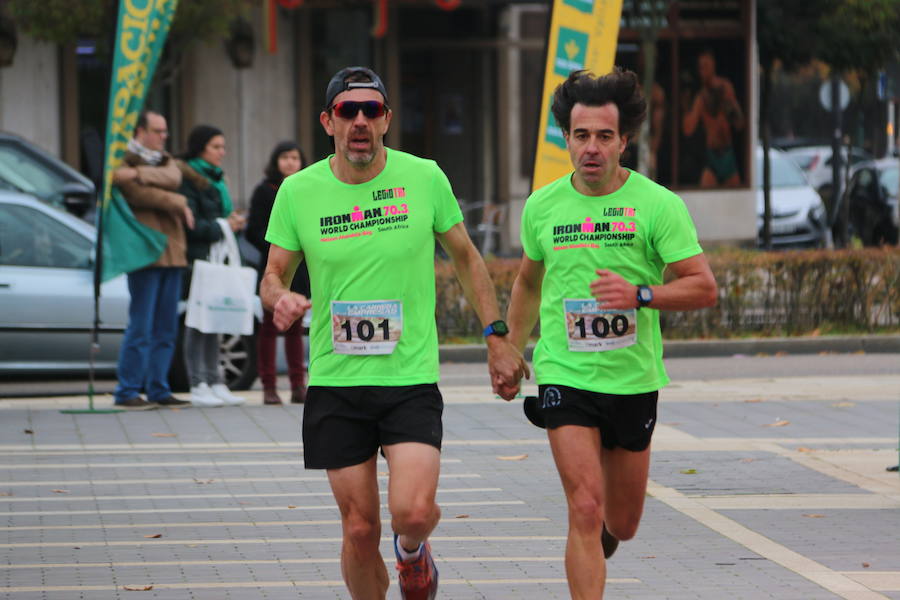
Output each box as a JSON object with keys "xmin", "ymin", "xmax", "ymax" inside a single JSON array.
[{"xmin": 503, "ymin": 68, "xmax": 717, "ymax": 598}]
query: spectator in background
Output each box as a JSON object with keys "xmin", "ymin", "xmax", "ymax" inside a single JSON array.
[
  {"xmin": 246, "ymin": 141, "xmax": 310, "ymax": 405},
  {"xmin": 112, "ymin": 110, "xmax": 193, "ymax": 410},
  {"xmin": 177, "ymin": 125, "xmax": 247, "ymax": 408}
]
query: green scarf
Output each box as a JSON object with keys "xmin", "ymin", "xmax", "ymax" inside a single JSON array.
[{"xmin": 187, "ymin": 157, "xmax": 233, "ymax": 216}]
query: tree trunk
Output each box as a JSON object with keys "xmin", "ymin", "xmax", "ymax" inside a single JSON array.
[
  {"xmin": 637, "ymin": 37, "xmax": 656, "ymax": 178},
  {"xmin": 761, "ymin": 65, "xmax": 773, "ymax": 250}
]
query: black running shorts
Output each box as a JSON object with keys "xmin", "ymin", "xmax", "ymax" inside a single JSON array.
[
  {"xmin": 536, "ymin": 384, "xmax": 658, "ymax": 451},
  {"xmin": 302, "ymin": 384, "xmax": 443, "ymax": 469}
]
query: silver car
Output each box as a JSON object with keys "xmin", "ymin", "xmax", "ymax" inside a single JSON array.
[
  {"xmin": 756, "ymin": 146, "xmax": 829, "ymax": 248},
  {"xmin": 0, "ymin": 192, "xmax": 257, "ymax": 389},
  {"xmin": 0, "ymin": 191, "xmax": 128, "ymax": 374}
]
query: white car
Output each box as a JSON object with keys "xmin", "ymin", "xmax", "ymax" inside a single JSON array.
[
  {"xmin": 783, "ymin": 144, "xmax": 872, "ymax": 199},
  {"xmin": 756, "ymin": 146, "xmax": 828, "ymax": 247}
]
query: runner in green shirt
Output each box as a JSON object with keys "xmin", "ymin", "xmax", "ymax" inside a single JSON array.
[
  {"xmin": 503, "ymin": 69, "xmax": 717, "ymax": 599},
  {"xmin": 260, "ymin": 66, "xmax": 527, "ymax": 600}
]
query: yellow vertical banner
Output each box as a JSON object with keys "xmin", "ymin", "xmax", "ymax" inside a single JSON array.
[{"xmin": 531, "ymin": 0, "xmax": 623, "ymax": 191}]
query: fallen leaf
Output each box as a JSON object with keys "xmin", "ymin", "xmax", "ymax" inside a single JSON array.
[
  {"xmin": 287, "ymin": 505, "xmax": 297, "ymax": 509},
  {"xmin": 832, "ymin": 401, "xmax": 855, "ymax": 408},
  {"xmin": 755, "ymin": 352, "xmax": 769, "ymax": 357},
  {"xmin": 796, "ymin": 447, "xmax": 815, "ymax": 453},
  {"xmin": 740, "ymin": 458, "xmax": 755, "ymax": 463},
  {"xmin": 123, "ymin": 585, "xmax": 154, "ymax": 591},
  {"xmin": 640, "ymin": 555, "xmax": 656, "ymax": 559},
  {"xmin": 497, "ymin": 454, "xmax": 528, "ymax": 461},
  {"xmin": 23, "ymin": 429, "xmax": 33, "ymax": 435},
  {"xmin": 455, "ymin": 514, "xmax": 470, "ymax": 519},
  {"xmin": 51, "ymin": 489, "xmax": 70, "ymax": 494},
  {"xmin": 0, "ymin": 492, "xmax": 11, "ymax": 497},
  {"xmin": 743, "ymin": 398, "xmax": 765, "ymax": 403},
  {"xmin": 143, "ymin": 534, "xmax": 162, "ymax": 538},
  {"xmin": 151, "ymin": 433, "xmax": 177, "ymax": 438},
  {"xmin": 680, "ymin": 469, "xmax": 697, "ymax": 475},
  {"xmin": 862, "ymin": 562, "xmax": 870, "ymax": 568},
  {"xmin": 763, "ymin": 420, "xmax": 790, "ymax": 427},
  {"xmin": 774, "ymin": 351, "xmax": 788, "ymax": 357},
  {"xmin": 802, "ymin": 514, "xmax": 825, "ymax": 518}
]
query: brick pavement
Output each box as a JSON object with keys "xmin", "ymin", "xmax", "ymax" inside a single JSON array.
[{"xmin": 0, "ymin": 369, "xmax": 898, "ymax": 599}]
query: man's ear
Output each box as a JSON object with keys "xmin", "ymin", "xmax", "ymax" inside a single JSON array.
[{"xmin": 319, "ymin": 111, "xmax": 334, "ymax": 136}]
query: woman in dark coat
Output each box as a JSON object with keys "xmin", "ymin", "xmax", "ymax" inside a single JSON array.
[
  {"xmin": 245, "ymin": 141, "xmax": 309, "ymax": 405},
  {"xmin": 177, "ymin": 125, "xmax": 247, "ymax": 408}
]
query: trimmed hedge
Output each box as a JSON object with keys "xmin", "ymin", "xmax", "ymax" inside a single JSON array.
[{"xmin": 435, "ymin": 248, "xmax": 900, "ymax": 341}]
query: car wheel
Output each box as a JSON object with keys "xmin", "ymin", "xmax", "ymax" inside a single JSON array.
[
  {"xmin": 218, "ymin": 332, "xmax": 257, "ymax": 390},
  {"xmin": 168, "ymin": 323, "xmax": 258, "ymax": 392}
]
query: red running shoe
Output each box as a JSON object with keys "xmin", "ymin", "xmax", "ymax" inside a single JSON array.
[{"xmin": 394, "ymin": 534, "xmax": 439, "ymax": 600}]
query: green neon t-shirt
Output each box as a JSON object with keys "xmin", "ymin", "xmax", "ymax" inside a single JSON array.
[
  {"xmin": 265, "ymin": 148, "xmax": 463, "ymax": 386},
  {"xmin": 520, "ymin": 169, "xmax": 703, "ymax": 394}
]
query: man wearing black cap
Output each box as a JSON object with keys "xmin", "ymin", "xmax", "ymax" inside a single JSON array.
[{"xmin": 260, "ymin": 66, "xmax": 527, "ymax": 600}]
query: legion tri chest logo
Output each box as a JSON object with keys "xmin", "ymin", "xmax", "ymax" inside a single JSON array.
[
  {"xmin": 551, "ymin": 207, "xmax": 639, "ymax": 251},
  {"xmin": 319, "ymin": 187, "xmax": 411, "ymax": 242}
]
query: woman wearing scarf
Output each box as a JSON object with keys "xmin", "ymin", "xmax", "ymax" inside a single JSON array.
[
  {"xmin": 245, "ymin": 141, "xmax": 310, "ymax": 406},
  {"xmin": 177, "ymin": 125, "xmax": 247, "ymax": 408}
]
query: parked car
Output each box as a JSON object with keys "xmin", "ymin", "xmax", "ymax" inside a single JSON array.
[
  {"xmin": 0, "ymin": 192, "xmax": 257, "ymax": 390},
  {"xmin": 782, "ymin": 144, "xmax": 872, "ymax": 212},
  {"xmin": 844, "ymin": 158, "xmax": 900, "ymax": 246},
  {"xmin": 0, "ymin": 132, "xmax": 97, "ymax": 220},
  {"xmin": 756, "ymin": 146, "xmax": 829, "ymax": 248}
]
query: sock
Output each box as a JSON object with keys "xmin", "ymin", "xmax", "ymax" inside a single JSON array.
[{"xmin": 395, "ymin": 535, "xmax": 422, "ymax": 562}]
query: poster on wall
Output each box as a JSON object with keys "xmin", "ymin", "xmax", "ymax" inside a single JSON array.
[{"xmin": 677, "ymin": 40, "xmax": 748, "ymax": 189}]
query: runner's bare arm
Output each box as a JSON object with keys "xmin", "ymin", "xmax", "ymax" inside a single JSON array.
[
  {"xmin": 261, "ymin": 244, "xmax": 311, "ymax": 331},
  {"xmin": 507, "ymin": 255, "xmax": 544, "ymax": 354},
  {"xmin": 590, "ymin": 253, "xmax": 717, "ymax": 312},
  {"xmin": 436, "ymin": 223, "xmax": 528, "ymax": 398}
]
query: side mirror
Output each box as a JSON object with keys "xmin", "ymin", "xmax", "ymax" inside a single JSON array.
[{"xmin": 59, "ymin": 182, "xmax": 95, "ymax": 217}]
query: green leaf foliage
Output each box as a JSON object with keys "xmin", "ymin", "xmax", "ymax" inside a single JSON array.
[
  {"xmin": 435, "ymin": 249, "xmax": 900, "ymax": 341},
  {"xmin": 7, "ymin": 0, "xmax": 251, "ymax": 48}
]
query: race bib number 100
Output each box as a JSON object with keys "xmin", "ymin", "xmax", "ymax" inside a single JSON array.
[
  {"xmin": 331, "ymin": 300, "xmax": 402, "ymax": 355},
  {"xmin": 563, "ymin": 298, "xmax": 637, "ymax": 352}
]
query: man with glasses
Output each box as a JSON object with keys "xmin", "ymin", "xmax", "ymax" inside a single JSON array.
[
  {"xmin": 112, "ymin": 110, "xmax": 194, "ymax": 410},
  {"xmin": 261, "ymin": 66, "xmax": 527, "ymax": 599}
]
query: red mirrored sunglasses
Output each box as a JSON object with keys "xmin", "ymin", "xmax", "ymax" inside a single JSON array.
[{"xmin": 331, "ymin": 100, "xmax": 388, "ymax": 120}]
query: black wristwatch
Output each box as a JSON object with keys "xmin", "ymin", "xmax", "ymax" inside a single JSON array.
[
  {"xmin": 636, "ymin": 285, "xmax": 653, "ymax": 309},
  {"xmin": 483, "ymin": 320, "xmax": 509, "ymax": 337}
]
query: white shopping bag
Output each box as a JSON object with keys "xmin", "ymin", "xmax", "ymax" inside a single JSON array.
[{"xmin": 185, "ymin": 219, "xmax": 258, "ymax": 335}]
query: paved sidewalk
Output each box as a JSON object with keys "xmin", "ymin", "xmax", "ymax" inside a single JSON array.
[{"xmin": 1, "ymin": 367, "xmax": 898, "ymax": 599}]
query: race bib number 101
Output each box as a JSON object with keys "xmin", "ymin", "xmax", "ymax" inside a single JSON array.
[
  {"xmin": 331, "ymin": 300, "xmax": 402, "ymax": 355},
  {"xmin": 563, "ymin": 298, "xmax": 637, "ymax": 352}
]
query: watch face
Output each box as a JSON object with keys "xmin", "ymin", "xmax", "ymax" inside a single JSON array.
[
  {"xmin": 638, "ymin": 287, "xmax": 652, "ymax": 303},
  {"xmin": 490, "ymin": 320, "xmax": 509, "ymax": 335}
]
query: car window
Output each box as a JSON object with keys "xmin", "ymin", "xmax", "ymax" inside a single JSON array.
[
  {"xmin": 0, "ymin": 143, "xmax": 67, "ymax": 203},
  {"xmin": 787, "ymin": 151, "xmax": 816, "ymax": 170},
  {"xmin": 848, "ymin": 149, "xmax": 871, "ymax": 165},
  {"xmin": 0, "ymin": 203, "xmax": 92, "ymax": 269},
  {"xmin": 880, "ymin": 166, "xmax": 898, "ymax": 196},
  {"xmin": 757, "ymin": 153, "xmax": 809, "ymax": 188}
]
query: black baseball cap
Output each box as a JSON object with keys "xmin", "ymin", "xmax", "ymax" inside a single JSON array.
[{"xmin": 324, "ymin": 66, "xmax": 388, "ymax": 109}]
